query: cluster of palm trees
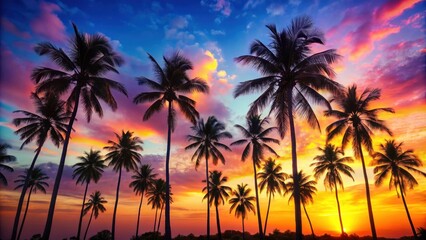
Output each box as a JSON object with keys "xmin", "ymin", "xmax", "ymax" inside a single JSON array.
[{"xmin": 3, "ymin": 15, "xmax": 425, "ymax": 240}]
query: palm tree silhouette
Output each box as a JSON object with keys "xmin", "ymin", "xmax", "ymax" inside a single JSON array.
[
  {"xmin": 104, "ymin": 131, "xmax": 143, "ymax": 240},
  {"xmin": 186, "ymin": 116, "xmax": 232, "ymax": 239},
  {"xmin": 233, "ymin": 16, "xmax": 342, "ymax": 240},
  {"xmin": 0, "ymin": 143, "xmax": 16, "ymax": 186},
  {"xmin": 83, "ymin": 191, "xmax": 107, "ymax": 240},
  {"xmin": 147, "ymin": 178, "xmax": 172, "ymax": 233},
  {"xmin": 373, "ymin": 140, "xmax": 426, "ymax": 237},
  {"xmin": 231, "ymin": 115, "xmax": 279, "ymax": 239},
  {"xmin": 14, "ymin": 167, "xmax": 49, "ymax": 240},
  {"xmin": 257, "ymin": 158, "xmax": 288, "ymax": 234},
  {"xmin": 129, "ymin": 164, "xmax": 157, "ymax": 237},
  {"xmin": 229, "ymin": 183, "xmax": 256, "ymax": 240},
  {"xmin": 31, "ymin": 23, "xmax": 127, "ymax": 239},
  {"xmin": 73, "ymin": 149, "xmax": 106, "ymax": 240},
  {"xmin": 310, "ymin": 144, "xmax": 354, "ymax": 235},
  {"xmin": 11, "ymin": 93, "xmax": 68, "ymax": 240},
  {"xmin": 202, "ymin": 170, "xmax": 232, "ymax": 240},
  {"xmin": 326, "ymin": 85, "xmax": 394, "ymax": 239},
  {"xmin": 284, "ymin": 171, "xmax": 317, "ymax": 238},
  {"xmin": 133, "ymin": 52, "xmax": 208, "ymax": 239}
]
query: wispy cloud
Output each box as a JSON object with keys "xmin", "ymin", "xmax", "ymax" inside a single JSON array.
[{"xmin": 30, "ymin": 1, "xmax": 67, "ymax": 42}]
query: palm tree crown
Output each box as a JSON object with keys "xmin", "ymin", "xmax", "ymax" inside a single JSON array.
[
  {"xmin": 130, "ymin": 164, "xmax": 158, "ymax": 196},
  {"xmin": 73, "ymin": 149, "xmax": 106, "ymax": 185},
  {"xmin": 284, "ymin": 171, "xmax": 317, "ymax": 205},
  {"xmin": 203, "ymin": 170, "xmax": 232, "ymax": 207},
  {"xmin": 229, "ymin": 183, "xmax": 256, "ymax": 219},
  {"xmin": 104, "ymin": 131, "xmax": 143, "ymax": 172},
  {"xmin": 0, "ymin": 143, "xmax": 16, "ymax": 186},
  {"xmin": 15, "ymin": 167, "xmax": 49, "ymax": 194},
  {"xmin": 258, "ymin": 158, "xmax": 288, "ymax": 196},
  {"xmin": 84, "ymin": 191, "xmax": 107, "ymax": 219}
]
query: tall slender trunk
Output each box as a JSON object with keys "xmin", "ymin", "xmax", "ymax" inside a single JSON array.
[
  {"xmin": 303, "ymin": 203, "xmax": 315, "ymax": 238},
  {"xmin": 358, "ymin": 142, "xmax": 377, "ymax": 240},
  {"xmin": 253, "ymin": 160, "xmax": 264, "ymax": 239},
  {"xmin": 398, "ymin": 175, "xmax": 417, "ymax": 237},
  {"xmin": 263, "ymin": 191, "xmax": 272, "ymax": 235},
  {"xmin": 153, "ymin": 206, "xmax": 159, "ymax": 233},
  {"xmin": 17, "ymin": 186, "xmax": 34, "ymax": 240},
  {"xmin": 334, "ymin": 180, "xmax": 344, "ymax": 235},
  {"xmin": 12, "ymin": 143, "xmax": 44, "ymax": 240},
  {"xmin": 242, "ymin": 217, "xmax": 245, "ymax": 240},
  {"xmin": 43, "ymin": 88, "xmax": 81, "ymax": 240},
  {"xmin": 111, "ymin": 167, "xmax": 122, "ymax": 240},
  {"xmin": 157, "ymin": 203, "xmax": 164, "ymax": 233},
  {"xmin": 164, "ymin": 101, "xmax": 172, "ymax": 240},
  {"xmin": 215, "ymin": 204, "xmax": 222, "ymax": 240},
  {"xmin": 205, "ymin": 156, "xmax": 210, "ymax": 240},
  {"xmin": 135, "ymin": 191, "xmax": 145, "ymax": 237},
  {"xmin": 77, "ymin": 182, "xmax": 89, "ymax": 239},
  {"xmin": 83, "ymin": 209, "xmax": 94, "ymax": 240},
  {"xmin": 287, "ymin": 88, "xmax": 302, "ymax": 240}
]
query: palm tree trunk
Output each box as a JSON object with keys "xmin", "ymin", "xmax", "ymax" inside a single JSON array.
[
  {"xmin": 334, "ymin": 181, "xmax": 344, "ymax": 235},
  {"xmin": 263, "ymin": 191, "xmax": 272, "ymax": 235},
  {"xmin": 303, "ymin": 203, "xmax": 315, "ymax": 238},
  {"xmin": 153, "ymin": 206, "xmax": 159, "ymax": 233},
  {"xmin": 83, "ymin": 209, "xmax": 94, "ymax": 240},
  {"xmin": 43, "ymin": 88, "xmax": 81, "ymax": 240},
  {"xmin": 164, "ymin": 101, "xmax": 172, "ymax": 240},
  {"xmin": 215, "ymin": 204, "xmax": 222, "ymax": 240},
  {"xmin": 287, "ymin": 88, "xmax": 302, "ymax": 240},
  {"xmin": 242, "ymin": 217, "xmax": 245, "ymax": 240},
  {"xmin": 358, "ymin": 143, "xmax": 377, "ymax": 240},
  {"xmin": 12, "ymin": 143, "xmax": 44, "ymax": 240},
  {"xmin": 398, "ymin": 175, "xmax": 417, "ymax": 237},
  {"xmin": 205, "ymin": 156, "xmax": 210, "ymax": 240},
  {"xmin": 135, "ymin": 191, "xmax": 145, "ymax": 237},
  {"xmin": 17, "ymin": 186, "xmax": 34, "ymax": 240},
  {"xmin": 112, "ymin": 167, "xmax": 122, "ymax": 240},
  {"xmin": 253, "ymin": 159, "xmax": 264, "ymax": 239},
  {"xmin": 157, "ymin": 203, "xmax": 164, "ymax": 233},
  {"xmin": 77, "ymin": 182, "xmax": 89, "ymax": 239}
]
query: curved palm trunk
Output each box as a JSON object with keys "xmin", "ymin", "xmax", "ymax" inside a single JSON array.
[
  {"xmin": 215, "ymin": 204, "xmax": 222, "ymax": 240},
  {"xmin": 153, "ymin": 206, "xmax": 159, "ymax": 233},
  {"xmin": 135, "ymin": 191, "xmax": 145, "ymax": 237},
  {"xmin": 164, "ymin": 101, "xmax": 172, "ymax": 240},
  {"xmin": 156, "ymin": 203, "xmax": 164, "ymax": 233},
  {"xmin": 12, "ymin": 144, "xmax": 44, "ymax": 240},
  {"xmin": 358, "ymin": 143, "xmax": 377, "ymax": 240},
  {"xmin": 398, "ymin": 175, "xmax": 417, "ymax": 237},
  {"xmin": 83, "ymin": 209, "xmax": 94, "ymax": 240},
  {"xmin": 334, "ymin": 181, "xmax": 344, "ymax": 235},
  {"xmin": 205, "ymin": 156, "xmax": 210, "ymax": 240},
  {"xmin": 242, "ymin": 217, "xmax": 245, "ymax": 240},
  {"xmin": 17, "ymin": 186, "xmax": 34, "ymax": 240},
  {"xmin": 77, "ymin": 182, "xmax": 90, "ymax": 239},
  {"xmin": 112, "ymin": 167, "xmax": 122, "ymax": 240},
  {"xmin": 252, "ymin": 160, "xmax": 264, "ymax": 239},
  {"xmin": 263, "ymin": 191, "xmax": 272, "ymax": 235},
  {"xmin": 303, "ymin": 203, "xmax": 315, "ymax": 238},
  {"xmin": 43, "ymin": 88, "xmax": 81, "ymax": 239}
]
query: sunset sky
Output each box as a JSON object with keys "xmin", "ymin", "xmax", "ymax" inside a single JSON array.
[{"xmin": 0, "ymin": 0, "xmax": 425, "ymax": 239}]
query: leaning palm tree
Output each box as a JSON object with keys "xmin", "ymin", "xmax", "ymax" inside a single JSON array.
[
  {"xmin": 326, "ymin": 85, "xmax": 394, "ymax": 239},
  {"xmin": 231, "ymin": 115, "xmax": 279, "ymax": 239},
  {"xmin": 83, "ymin": 191, "xmax": 107, "ymax": 240},
  {"xmin": 11, "ymin": 93, "xmax": 68, "ymax": 240},
  {"xmin": 202, "ymin": 170, "xmax": 232, "ymax": 240},
  {"xmin": 234, "ymin": 16, "xmax": 342, "ymax": 240},
  {"xmin": 257, "ymin": 158, "xmax": 287, "ymax": 234},
  {"xmin": 310, "ymin": 144, "xmax": 354, "ymax": 235},
  {"xmin": 104, "ymin": 131, "xmax": 143, "ymax": 240},
  {"xmin": 73, "ymin": 149, "xmax": 106, "ymax": 240},
  {"xmin": 129, "ymin": 164, "xmax": 157, "ymax": 237},
  {"xmin": 133, "ymin": 52, "xmax": 208, "ymax": 240},
  {"xmin": 14, "ymin": 167, "xmax": 49, "ymax": 240},
  {"xmin": 373, "ymin": 140, "xmax": 426, "ymax": 237},
  {"xmin": 32, "ymin": 23, "xmax": 127, "ymax": 239},
  {"xmin": 284, "ymin": 171, "xmax": 317, "ymax": 238},
  {"xmin": 229, "ymin": 183, "xmax": 256, "ymax": 240},
  {"xmin": 186, "ymin": 116, "xmax": 232, "ymax": 239},
  {"xmin": 0, "ymin": 143, "xmax": 16, "ymax": 186}
]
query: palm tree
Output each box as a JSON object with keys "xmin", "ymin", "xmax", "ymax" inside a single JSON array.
[
  {"xmin": 83, "ymin": 191, "xmax": 107, "ymax": 240},
  {"xmin": 284, "ymin": 171, "xmax": 317, "ymax": 238},
  {"xmin": 310, "ymin": 144, "xmax": 354, "ymax": 235},
  {"xmin": 147, "ymin": 178, "xmax": 172, "ymax": 233},
  {"xmin": 129, "ymin": 164, "xmax": 157, "ymax": 237},
  {"xmin": 202, "ymin": 170, "xmax": 232, "ymax": 240},
  {"xmin": 73, "ymin": 149, "xmax": 106, "ymax": 240},
  {"xmin": 231, "ymin": 115, "xmax": 279, "ymax": 239},
  {"xmin": 186, "ymin": 116, "xmax": 232, "ymax": 239},
  {"xmin": 14, "ymin": 167, "xmax": 49, "ymax": 240},
  {"xmin": 155, "ymin": 181, "xmax": 173, "ymax": 234},
  {"xmin": 233, "ymin": 16, "xmax": 342, "ymax": 240},
  {"xmin": 229, "ymin": 183, "xmax": 256, "ymax": 240},
  {"xmin": 257, "ymin": 158, "xmax": 287, "ymax": 234},
  {"xmin": 133, "ymin": 52, "xmax": 208, "ymax": 239},
  {"xmin": 0, "ymin": 143, "xmax": 16, "ymax": 186},
  {"xmin": 11, "ymin": 93, "xmax": 68, "ymax": 240},
  {"xmin": 104, "ymin": 131, "xmax": 143, "ymax": 240},
  {"xmin": 32, "ymin": 23, "xmax": 127, "ymax": 239},
  {"xmin": 326, "ymin": 85, "xmax": 394, "ymax": 239},
  {"xmin": 373, "ymin": 140, "xmax": 426, "ymax": 237}
]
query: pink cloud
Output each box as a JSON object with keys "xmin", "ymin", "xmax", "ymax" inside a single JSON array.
[
  {"xmin": 1, "ymin": 18, "xmax": 31, "ymax": 39},
  {"xmin": 371, "ymin": 26, "xmax": 401, "ymax": 41},
  {"xmin": 30, "ymin": 1, "xmax": 67, "ymax": 42},
  {"xmin": 374, "ymin": 0, "xmax": 422, "ymax": 22},
  {"xmin": 214, "ymin": 0, "xmax": 232, "ymax": 16},
  {"xmin": 403, "ymin": 12, "xmax": 423, "ymax": 28}
]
